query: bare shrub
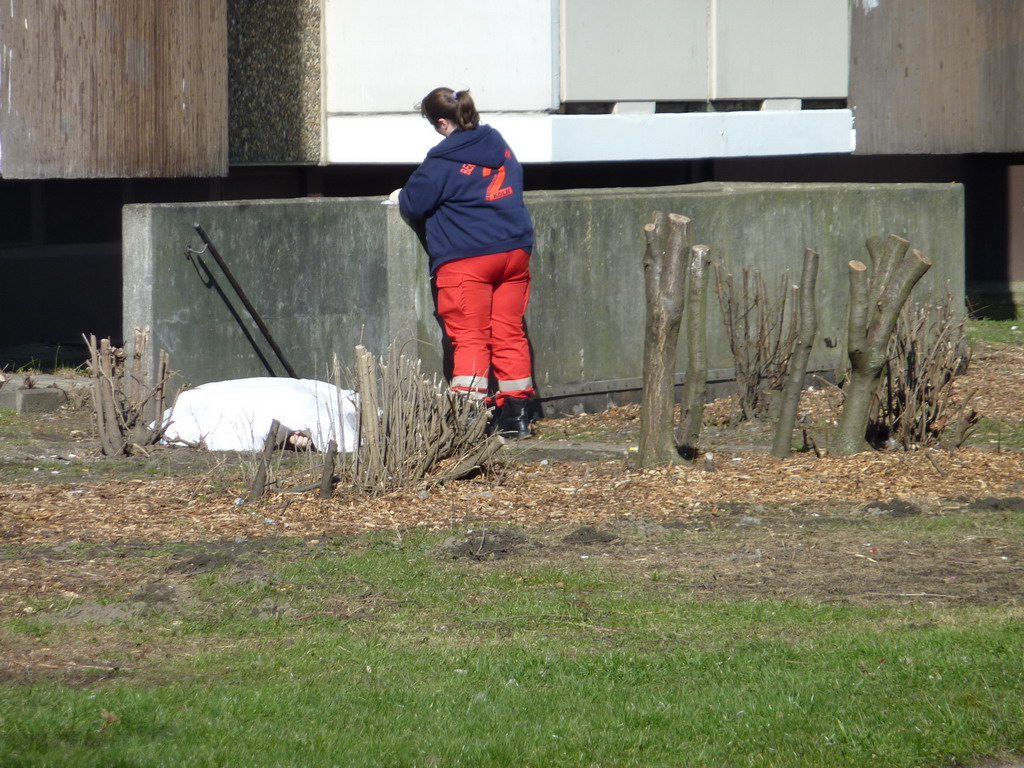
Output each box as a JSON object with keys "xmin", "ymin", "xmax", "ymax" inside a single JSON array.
[
  {"xmin": 713, "ymin": 264, "xmax": 799, "ymax": 421},
  {"xmin": 868, "ymin": 293, "xmax": 979, "ymax": 449},
  {"xmin": 84, "ymin": 329, "xmax": 174, "ymax": 456},
  {"xmin": 352, "ymin": 344, "xmax": 502, "ymax": 493}
]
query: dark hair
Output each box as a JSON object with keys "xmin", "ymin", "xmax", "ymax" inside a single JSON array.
[{"xmin": 419, "ymin": 87, "xmax": 479, "ymax": 131}]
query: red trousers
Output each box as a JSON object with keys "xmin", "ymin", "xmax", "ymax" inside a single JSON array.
[{"xmin": 434, "ymin": 249, "xmax": 534, "ymax": 403}]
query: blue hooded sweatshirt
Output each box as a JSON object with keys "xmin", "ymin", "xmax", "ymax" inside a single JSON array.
[{"xmin": 399, "ymin": 125, "xmax": 534, "ymax": 274}]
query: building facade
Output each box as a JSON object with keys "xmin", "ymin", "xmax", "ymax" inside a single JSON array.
[{"xmin": 1, "ymin": 0, "xmax": 1023, "ymax": 360}]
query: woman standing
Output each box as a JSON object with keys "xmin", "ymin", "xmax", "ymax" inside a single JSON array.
[{"xmin": 397, "ymin": 87, "xmax": 536, "ymax": 439}]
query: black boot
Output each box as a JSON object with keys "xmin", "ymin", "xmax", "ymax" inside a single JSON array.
[
  {"xmin": 486, "ymin": 401, "xmax": 504, "ymax": 436},
  {"xmin": 495, "ymin": 396, "xmax": 534, "ymax": 439}
]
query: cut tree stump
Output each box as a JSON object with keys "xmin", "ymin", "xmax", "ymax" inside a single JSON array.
[
  {"xmin": 678, "ymin": 244, "xmax": 711, "ymax": 459},
  {"xmin": 249, "ymin": 419, "xmax": 281, "ymax": 500},
  {"xmin": 772, "ymin": 249, "xmax": 820, "ymax": 458},
  {"xmin": 638, "ymin": 212, "xmax": 690, "ymax": 467},
  {"xmin": 834, "ymin": 235, "xmax": 932, "ymax": 455}
]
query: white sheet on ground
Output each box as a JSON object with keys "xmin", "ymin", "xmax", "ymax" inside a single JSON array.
[{"xmin": 161, "ymin": 378, "xmax": 358, "ymax": 452}]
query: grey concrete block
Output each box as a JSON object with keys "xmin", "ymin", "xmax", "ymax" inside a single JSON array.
[{"xmin": 0, "ymin": 387, "xmax": 68, "ymax": 413}]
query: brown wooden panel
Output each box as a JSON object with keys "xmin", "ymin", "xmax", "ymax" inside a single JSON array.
[
  {"xmin": 851, "ymin": 0, "xmax": 1024, "ymax": 154},
  {"xmin": 0, "ymin": 0, "xmax": 227, "ymax": 178}
]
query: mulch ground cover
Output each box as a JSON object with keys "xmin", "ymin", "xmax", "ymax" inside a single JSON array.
[{"xmin": 1, "ymin": 340, "xmax": 1023, "ymax": 630}]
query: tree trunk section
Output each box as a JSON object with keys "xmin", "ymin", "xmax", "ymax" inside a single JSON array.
[
  {"xmin": 834, "ymin": 239, "xmax": 932, "ymax": 455},
  {"xmin": 92, "ymin": 337, "xmax": 121, "ymax": 456},
  {"xmin": 679, "ymin": 244, "xmax": 710, "ymax": 458},
  {"xmin": 638, "ymin": 212, "xmax": 690, "ymax": 467},
  {"xmin": 354, "ymin": 345, "xmax": 384, "ymax": 484},
  {"xmin": 319, "ymin": 439, "xmax": 338, "ymax": 499},
  {"xmin": 772, "ymin": 249, "xmax": 820, "ymax": 458},
  {"xmin": 249, "ymin": 419, "xmax": 280, "ymax": 500}
]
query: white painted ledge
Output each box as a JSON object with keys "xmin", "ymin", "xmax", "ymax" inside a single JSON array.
[{"xmin": 325, "ymin": 110, "xmax": 855, "ymax": 164}]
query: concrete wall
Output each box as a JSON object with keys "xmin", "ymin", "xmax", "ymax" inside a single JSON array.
[
  {"xmin": 124, "ymin": 183, "xmax": 964, "ymax": 413},
  {"xmin": 123, "ymin": 198, "xmax": 412, "ymax": 388},
  {"xmin": 526, "ymin": 183, "xmax": 963, "ymax": 410}
]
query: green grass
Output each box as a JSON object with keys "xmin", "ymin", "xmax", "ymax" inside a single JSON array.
[
  {"xmin": 967, "ymin": 314, "xmax": 1024, "ymax": 345},
  {"xmin": 0, "ymin": 418, "xmax": 33, "ymax": 449},
  {"xmin": 6, "ymin": 625, "xmax": 1023, "ymax": 768},
  {"xmin": 0, "ymin": 408, "xmax": 20, "ymax": 437},
  {"xmin": 2, "ymin": 532, "xmax": 1023, "ymax": 767},
  {"xmin": 971, "ymin": 418, "xmax": 1024, "ymax": 450}
]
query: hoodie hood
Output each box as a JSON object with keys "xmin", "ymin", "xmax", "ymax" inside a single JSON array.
[{"xmin": 426, "ymin": 124, "xmax": 508, "ymax": 168}]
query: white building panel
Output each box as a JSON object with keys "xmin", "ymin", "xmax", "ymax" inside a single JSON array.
[
  {"xmin": 548, "ymin": 110, "xmax": 855, "ymax": 161},
  {"xmin": 326, "ymin": 114, "xmax": 554, "ymax": 164},
  {"xmin": 561, "ymin": 0, "xmax": 709, "ymax": 102},
  {"xmin": 327, "ymin": 110, "xmax": 855, "ymax": 164},
  {"xmin": 713, "ymin": 0, "xmax": 850, "ymax": 99},
  {"xmin": 322, "ymin": 0, "xmax": 856, "ymax": 164},
  {"xmin": 324, "ymin": 0, "xmax": 558, "ymax": 114}
]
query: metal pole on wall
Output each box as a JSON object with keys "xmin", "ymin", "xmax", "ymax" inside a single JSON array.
[{"xmin": 192, "ymin": 223, "xmax": 300, "ymax": 379}]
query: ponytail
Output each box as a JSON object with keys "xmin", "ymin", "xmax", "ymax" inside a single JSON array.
[{"xmin": 419, "ymin": 87, "xmax": 479, "ymax": 131}]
